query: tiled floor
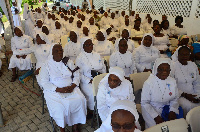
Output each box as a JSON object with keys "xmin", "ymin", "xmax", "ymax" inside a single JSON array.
[{"xmin": 0, "ymin": 6, "xmax": 98, "ymax": 132}]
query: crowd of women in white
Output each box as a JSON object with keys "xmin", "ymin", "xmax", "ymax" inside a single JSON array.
[{"xmin": 6, "ymin": 1, "xmax": 200, "ymax": 132}]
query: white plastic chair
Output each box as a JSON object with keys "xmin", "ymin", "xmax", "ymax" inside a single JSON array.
[
  {"xmin": 60, "ymin": 35, "xmax": 69, "ymax": 48},
  {"xmin": 91, "ymin": 73, "xmax": 108, "ymax": 128},
  {"xmin": 129, "ymin": 72, "xmax": 151, "ymax": 113},
  {"xmin": 186, "ymin": 106, "xmax": 200, "ymax": 132},
  {"xmin": 143, "ymin": 118, "xmax": 189, "ymax": 132},
  {"xmin": 169, "ymin": 38, "xmax": 178, "ymax": 47}
]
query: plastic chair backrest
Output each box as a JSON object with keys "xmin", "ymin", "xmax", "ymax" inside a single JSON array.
[
  {"xmin": 169, "ymin": 39, "xmax": 178, "ymax": 47},
  {"xmin": 92, "ymin": 73, "xmax": 108, "ymax": 96},
  {"xmin": 197, "ymin": 34, "xmax": 200, "ymax": 42},
  {"xmin": 129, "ymin": 72, "xmax": 151, "ymax": 92},
  {"xmin": 31, "ymin": 53, "xmax": 37, "ymax": 64},
  {"xmin": 186, "ymin": 106, "xmax": 200, "ymax": 132},
  {"xmin": 61, "ymin": 35, "xmax": 69, "ymax": 48},
  {"xmin": 143, "ymin": 119, "xmax": 189, "ymax": 132}
]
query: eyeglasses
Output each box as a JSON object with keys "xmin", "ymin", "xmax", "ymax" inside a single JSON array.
[
  {"xmin": 111, "ymin": 122, "xmax": 135, "ymax": 130},
  {"xmin": 83, "ymin": 44, "xmax": 93, "ymax": 47},
  {"xmin": 157, "ymin": 68, "xmax": 171, "ymax": 72}
]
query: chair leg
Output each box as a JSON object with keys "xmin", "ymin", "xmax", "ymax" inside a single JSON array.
[
  {"xmin": 96, "ymin": 109, "xmax": 100, "ymax": 128},
  {"xmin": 50, "ymin": 117, "xmax": 56, "ymax": 132},
  {"xmin": 32, "ymin": 73, "xmax": 34, "ymax": 88},
  {"xmin": 42, "ymin": 93, "xmax": 44, "ymax": 115}
]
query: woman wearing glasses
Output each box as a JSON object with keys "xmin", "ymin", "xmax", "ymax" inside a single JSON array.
[
  {"xmin": 141, "ymin": 58, "xmax": 183, "ymax": 128},
  {"xmin": 95, "ymin": 100, "xmax": 141, "ymax": 132}
]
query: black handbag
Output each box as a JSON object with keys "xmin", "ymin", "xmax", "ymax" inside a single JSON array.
[{"xmin": 91, "ymin": 70, "xmax": 101, "ymax": 78}]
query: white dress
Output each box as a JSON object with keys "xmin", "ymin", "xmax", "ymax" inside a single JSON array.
[
  {"xmin": 153, "ymin": 35, "xmax": 170, "ymax": 58},
  {"xmin": 11, "ymin": 6, "xmax": 21, "ymax": 27},
  {"xmin": 9, "ymin": 35, "xmax": 33, "ymax": 70},
  {"xmin": 143, "ymin": 23, "xmax": 154, "ymax": 33},
  {"xmin": 89, "ymin": 25, "xmax": 99, "ymax": 39},
  {"xmin": 161, "ymin": 29, "xmax": 172, "ymax": 37},
  {"xmin": 115, "ymin": 38, "xmax": 135, "ymax": 53},
  {"xmin": 141, "ymin": 74, "xmax": 179, "ymax": 128},
  {"xmin": 40, "ymin": 58, "xmax": 86, "ymax": 128},
  {"xmin": 171, "ymin": 25, "xmax": 187, "ymax": 36},
  {"xmin": 50, "ymin": 28, "xmax": 66, "ymax": 43},
  {"xmin": 76, "ymin": 51, "xmax": 106, "ymax": 110},
  {"xmin": 32, "ymin": 27, "xmax": 42, "ymax": 39},
  {"xmin": 97, "ymin": 77, "xmax": 135, "ymax": 121},
  {"xmin": 110, "ymin": 51, "xmax": 137, "ymax": 77},
  {"xmin": 93, "ymin": 40, "xmax": 114, "ymax": 57},
  {"xmin": 171, "ymin": 61, "xmax": 200, "ymax": 116},
  {"xmin": 64, "ymin": 41, "xmax": 81, "ymax": 62},
  {"xmin": 25, "ymin": 11, "xmax": 35, "ymax": 37},
  {"xmin": 131, "ymin": 29, "xmax": 144, "ymax": 48},
  {"xmin": 133, "ymin": 45, "xmax": 160, "ymax": 72}
]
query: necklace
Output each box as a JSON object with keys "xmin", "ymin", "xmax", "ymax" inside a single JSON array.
[
  {"xmin": 84, "ymin": 52, "xmax": 94, "ymax": 69},
  {"xmin": 178, "ymin": 63, "xmax": 188, "ymax": 83},
  {"xmin": 156, "ymin": 79, "xmax": 167, "ymax": 100},
  {"xmin": 118, "ymin": 52, "xmax": 128, "ymax": 68}
]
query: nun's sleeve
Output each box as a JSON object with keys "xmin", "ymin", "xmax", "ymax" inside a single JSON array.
[
  {"xmin": 67, "ymin": 59, "xmax": 80, "ymax": 86},
  {"xmin": 141, "ymin": 81, "xmax": 159, "ymax": 119},
  {"xmin": 75, "ymin": 56, "xmax": 91, "ymax": 84},
  {"xmin": 109, "ymin": 53, "xmax": 117, "ymax": 68},
  {"xmin": 169, "ymin": 82, "xmax": 179, "ymax": 114},
  {"xmin": 192, "ymin": 64, "xmax": 200, "ymax": 95},
  {"xmin": 39, "ymin": 65, "xmax": 57, "ymax": 92},
  {"xmin": 133, "ymin": 50, "xmax": 146, "ymax": 72},
  {"xmin": 97, "ymin": 82, "xmax": 109, "ymax": 121}
]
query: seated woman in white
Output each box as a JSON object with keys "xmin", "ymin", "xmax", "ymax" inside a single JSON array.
[
  {"xmin": 64, "ymin": 30, "xmax": 81, "ymax": 62},
  {"xmin": 106, "ymin": 26, "xmax": 118, "ymax": 43},
  {"xmin": 32, "ymin": 33, "xmax": 52, "ymax": 85},
  {"xmin": 50, "ymin": 21, "xmax": 66, "ymax": 43},
  {"xmin": 161, "ymin": 20, "xmax": 172, "ymax": 37},
  {"xmin": 120, "ymin": 18, "xmax": 132, "ymax": 35},
  {"xmin": 170, "ymin": 46, "xmax": 200, "ymax": 116},
  {"xmin": 76, "ymin": 37, "xmax": 106, "ymax": 111},
  {"xmin": 153, "ymin": 24, "xmax": 170, "ymax": 58},
  {"xmin": 80, "ymin": 26, "xmax": 93, "ymax": 40},
  {"xmin": 133, "ymin": 33, "xmax": 160, "ymax": 73},
  {"xmin": 142, "ymin": 17, "xmax": 154, "ymax": 34},
  {"xmin": 116, "ymin": 29, "xmax": 135, "ymax": 53},
  {"xmin": 40, "ymin": 44, "xmax": 86, "ymax": 132},
  {"xmin": 95, "ymin": 100, "xmax": 141, "ymax": 132},
  {"xmin": 93, "ymin": 30, "xmax": 114, "ymax": 57},
  {"xmin": 88, "ymin": 17, "xmax": 99, "ymax": 39},
  {"xmin": 141, "ymin": 58, "xmax": 183, "ymax": 128},
  {"xmin": 131, "ymin": 19, "xmax": 144, "ymax": 48},
  {"xmin": 110, "ymin": 39, "xmax": 137, "ymax": 78},
  {"xmin": 43, "ymin": 13, "xmax": 52, "ymax": 28},
  {"xmin": 9, "ymin": 27, "xmax": 33, "ymax": 82},
  {"xmin": 171, "ymin": 16, "xmax": 187, "ymax": 38},
  {"xmin": 97, "ymin": 67, "xmax": 135, "ymax": 121},
  {"xmin": 41, "ymin": 25, "xmax": 55, "ymax": 44},
  {"xmin": 24, "ymin": 8, "xmax": 35, "ymax": 37}
]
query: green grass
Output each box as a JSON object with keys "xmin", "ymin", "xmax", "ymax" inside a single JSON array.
[{"xmin": 2, "ymin": 2, "xmax": 44, "ymax": 23}]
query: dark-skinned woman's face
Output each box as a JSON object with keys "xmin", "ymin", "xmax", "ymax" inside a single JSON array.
[
  {"xmin": 106, "ymin": 28, "xmax": 112, "ymax": 35},
  {"xmin": 111, "ymin": 109, "xmax": 135, "ymax": 132},
  {"xmin": 143, "ymin": 35, "xmax": 152, "ymax": 47},
  {"xmin": 176, "ymin": 19, "xmax": 182, "ymax": 25},
  {"xmin": 178, "ymin": 48, "xmax": 190, "ymax": 65},
  {"xmin": 89, "ymin": 18, "xmax": 94, "ymax": 25},
  {"xmin": 125, "ymin": 19, "xmax": 129, "ymax": 26},
  {"xmin": 108, "ymin": 74, "xmax": 121, "ymax": 89},
  {"xmin": 96, "ymin": 31, "xmax": 105, "ymax": 41},
  {"xmin": 153, "ymin": 25, "xmax": 161, "ymax": 34},
  {"xmin": 69, "ymin": 17, "xmax": 74, "ymax": 23},
  {"xmin": 121, "ymin": 30, "xmax": 129, "ymax": 39},
  {"xmin": 14, "ymin": 27, "xmax": 23, "ymax": 37},
  {"xmin": 162, "ymin": 15, "xmax": 167, "ymax": 21},
  {"xmin": 156, "ymin": 63, "xmax": 170, "ymax": 80},
  {"xmin": 81, "ymin": 15, "xmax": 85, "ymax": 21},
  {"xmin": 83, "ymin": 39, "xmax": 93, "ymax": 53},
  {"xmin": 77, "ymin": 20, "xmax": 82, "ymax": 28},
  {"xmin": 83, "ymin": 27, "xmax": 89, "ymax": 36},
  {"xmin": 179, "ymin": 38, "xmax": 189, "ymax": 46},
  {"xmin": 37, "ymin": 20, "xmax": 43, "ymax": 28},
  {"xmin": 70, "ymin": 31, "xmax": 77, "ymax": 43},
  {"xmin": 119, "ymin": 39, "xmax": 128, "ymax": 54},
  {"xmin": 163, "ymin": 21, "xmax": 169, "ymax": 29},
  {"xmin": 55, "ymin": 21, "xmax": 61, "ymax": 29},
  {"xmin": 42, "ymin": 26, "xmax": 49, "ymax": 35},
  {"xmin": 64, "ymin": 16, "xmax": 68, "ymax": 21},
  {"xmin": 51, "ymin": 14, "xmax": 55, "ymax": 20},
  {"xmin": 48, "ymin": 13, "xmax": 51, "ymax": 19},
  {"xmin": 134, "ymin": 20, "xmax": 141, "ymax": 28},
  {"xmin": 52, "ymin": 44, "xmax": 63, "ymax": 62},
  {"xmin": 36, "ymin": 34, "xmax": 45, "ymax": 45},
  {"xmin": 111, "ymin": 13, "xmax": 115, "ymax": 19}
]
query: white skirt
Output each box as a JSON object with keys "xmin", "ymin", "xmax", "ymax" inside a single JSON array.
[
  {"xmin": 13, "ymin": 14, "xmax": 21, "ymax": 27},
  {"xmin": 80, "ymin": 83, "xmax": 94, "ymax": 110},
  {"xmin": 9, "ymin": 54, "xmax": 32, "ymax": 70},
  {"xmin": 44, "ymin": 87, "xmax": 87, "ymax": 128}
]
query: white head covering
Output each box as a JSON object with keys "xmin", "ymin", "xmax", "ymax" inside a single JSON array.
[
  {"xmin": 141, "ymin": 33, "xmax": 154, "ymax": 47},
  {"xmin": 95, "ymin": 100, "xmax": 139, "ymax": 132},
  {"xmin": 109, "ymin": 67, "xmax": 125, "ymax": 81},
  {"xmin": 152, "ymin": 58, "xmax": 171, "ymax": 75},
  {"xmin": 23, "ymin": 3, "xmax": 29, "ymax": 20}
]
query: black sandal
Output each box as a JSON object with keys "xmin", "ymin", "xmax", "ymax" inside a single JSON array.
[{"xmin": 10, "ymin": 75, "xmax": 17, "ymax": 82}]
